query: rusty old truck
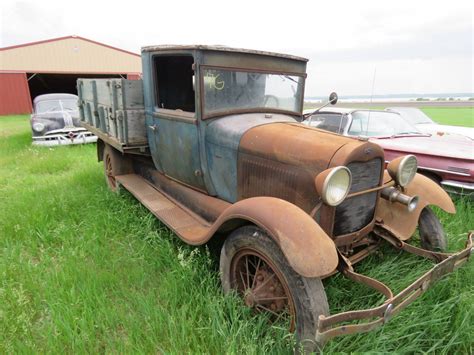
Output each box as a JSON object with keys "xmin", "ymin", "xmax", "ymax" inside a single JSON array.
[{"xmin": 77, "ymin": 45, "xmax": 472, "ymax": 350}]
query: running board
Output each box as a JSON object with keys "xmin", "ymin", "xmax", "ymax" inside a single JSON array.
[{"xmin": 116, "ymin": 174, "xmax": 211, "ymax": 244}]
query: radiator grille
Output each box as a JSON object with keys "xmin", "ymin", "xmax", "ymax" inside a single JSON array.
[
  {"xmin": 237, "ymin": 153, "xmax": 318, "ymax": 211},
  {"xmin": 333, "ymin": 159, "xmax": 382, "ymax": 236}
]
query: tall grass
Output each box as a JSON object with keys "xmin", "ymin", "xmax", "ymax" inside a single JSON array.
[{"xmin": 0, "ymin": 115, "xmax": 472, "ymax": 353}]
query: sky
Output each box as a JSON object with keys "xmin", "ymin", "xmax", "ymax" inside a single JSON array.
[{"xmin": 1, "ymin": 0, "xmax": 473, "ymax": 97}]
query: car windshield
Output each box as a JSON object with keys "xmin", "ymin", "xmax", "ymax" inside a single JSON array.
[
  {"xmin": 348, "ymin": 111, "xmax": 421, "ymax": 137},
  {"xmin": 36, "ymin": 99, "xmax": 78, "ymax": 113},
  {"xmin": 202, "ymin": 68, "xmax": 304, "ymax": 116},
  {"xmin": 391, "ymin": 108, "xmax": 434, "ymax": 124},
  {"xmin": 307, "ymin": 113, "xmax": 348, "ymax": 134}
]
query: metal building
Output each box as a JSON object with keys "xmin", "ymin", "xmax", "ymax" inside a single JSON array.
[{"xmin": 0, "ymin": 36, "xmax": 142, "ymax": 115}]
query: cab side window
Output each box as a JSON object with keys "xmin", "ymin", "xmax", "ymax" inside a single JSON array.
[{"xmin": 154, "ymin": 55, "xmax": 195, "ymax": 112}]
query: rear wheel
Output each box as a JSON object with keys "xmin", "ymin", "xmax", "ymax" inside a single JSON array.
[
  {"xmin": 418, "ymin": 207, "xmax": 447, "ymax": 252},
  {"xmin": 103, "ymin": 144, "xmax": 132, "ymax": 192},
  {"xmin": 220, "ymin": 226, "xmax": 329, "ymax": 351}
]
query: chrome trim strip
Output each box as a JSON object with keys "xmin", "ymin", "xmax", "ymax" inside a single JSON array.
[
  {"xmin": 419, "ymin": 166, "xmax": 471, "ymax": 177},
  {"xmin": 441, "ymin": 180, "xmax": 474, "ymax": 191},
  {"xmin": 385, "ymin": 161, "xmax": 471, "ymax": 177}
]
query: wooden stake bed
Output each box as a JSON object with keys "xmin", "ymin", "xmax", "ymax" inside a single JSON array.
[{"xmin": 77, "ymin": 78, "xmax": 149, "ymax": 154}]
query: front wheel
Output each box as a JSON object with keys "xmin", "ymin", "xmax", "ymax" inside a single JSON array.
[
  {"xmin": 220, "ymin": 226, "xmax": 329, "ymax": 351},
  {"xmin": 418, "ymin": 207, "xmax": 447, "ymax": 252}
]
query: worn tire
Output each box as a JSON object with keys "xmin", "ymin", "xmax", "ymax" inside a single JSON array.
[
  {"xmin": 418, "ymin": 207, "xmax": 447, "ymax": 252},
  {"xmin": 220, "ymin": 225, "xmax": 329, "ymax": 352},
  {"xmin": 103, "ymin": 144, "xmax": 132, "ymax": 193}
]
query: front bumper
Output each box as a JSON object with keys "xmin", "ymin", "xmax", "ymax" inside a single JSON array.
[
  {"xmin": 441, "ymin": 180, "xmax": 474, "ymax": 197},
  {"xmin": 33, "ymin": 131, "xmax": 97, "ymax": 146},
  {"xmin": 315, "ymin": 229, "xmax": 473, "ymax": 346}
]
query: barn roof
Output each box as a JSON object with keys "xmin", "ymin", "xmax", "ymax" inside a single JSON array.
[{"xmin": 0, "ymin": 36, "xmax": 141, "ymax": 74}]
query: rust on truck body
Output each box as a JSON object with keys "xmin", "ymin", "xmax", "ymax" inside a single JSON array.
[
  {"xmin": 238, "ymin": 122, "xmax": 387, "ymax": 249},
  {"xmin": 119, "ymin": 167, "xmax": 338, "ymax": 278},
  {"xmin": 377, "ymin": 172, "xmax": 456, "ymax": 240}
]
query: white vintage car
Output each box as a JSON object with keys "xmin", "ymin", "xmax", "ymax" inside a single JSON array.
[{"xmin": 30, "ymin": 94, "xmax": 97, "ymax": 146}]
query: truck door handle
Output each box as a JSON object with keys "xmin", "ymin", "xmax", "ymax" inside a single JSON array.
[{"xmin": 148, "ymin": 124, "xmax": 157, "ymax": 131}]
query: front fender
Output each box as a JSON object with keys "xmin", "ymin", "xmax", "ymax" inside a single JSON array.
[
  {"xmin": 211, "ymin": 197, "xmax": 338, "ymax": 278},
  {"xmin": 376, "ymin": 173, "xmax": 455, "ymax": 240}
]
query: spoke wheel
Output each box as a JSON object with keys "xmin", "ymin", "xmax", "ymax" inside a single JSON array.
[
  {"xmin": 220, "ymin": 226, "xmax": 329, "ymax": 352},
  {"xmin": 102, "ymin": 143, "xmax": 132, "ymax": 193},
  {"xmin": 105, "ymin": 153, "xmax": 117, "ymax": 189},
  {"xmin": 230, "ymin": 248, "xmax": 296, "ymax": 331}
]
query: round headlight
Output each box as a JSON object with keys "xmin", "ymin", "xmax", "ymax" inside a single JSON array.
[
  {"xmin": 388, "ymin": 155, "xmax": 418, "ymax": 187},
  {"xmin": 315, "ymin": 167, "xmax": 352, "ymax": 206},
  {"xmin": 32, "ymin": 122, "xmax": 45, "ymax": 132}
]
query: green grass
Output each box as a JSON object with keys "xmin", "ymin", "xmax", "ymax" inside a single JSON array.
[
  {"xmin": 421, "ymin": 108, "xmax": 474, "ymax": 127},
  {"xmin": 1, "ymin": 114, "xmax": 473, "ymax": 353}
]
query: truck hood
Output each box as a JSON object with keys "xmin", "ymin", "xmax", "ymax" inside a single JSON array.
[
  {"xmin": 371, "ymin": 135, "xmax": 474, "ymax": 160},
  {"xmin": 239, "ymin": 123, "xmax": 369, "ymax": 172},
  {"xmin": 205, "ymin": 113, "xmax": 383, "ymax": 207},
  {"xmin": 206, "ymin": 113, "xmax": 296, "ymax": 150}
]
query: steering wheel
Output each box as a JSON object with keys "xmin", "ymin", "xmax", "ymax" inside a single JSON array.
[{"xmin": 263, "ymin": 95, "xmax": 280, "ymax": 108}]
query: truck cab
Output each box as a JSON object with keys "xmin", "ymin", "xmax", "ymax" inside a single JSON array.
[{"xmin": 141, "ymin": 45, "xmax": 306, "ymax": 197}]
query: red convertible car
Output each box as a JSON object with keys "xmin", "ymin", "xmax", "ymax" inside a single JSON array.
[{"xmin": 303, "ymin": 108, "xmax": 473, "ymax": 196}]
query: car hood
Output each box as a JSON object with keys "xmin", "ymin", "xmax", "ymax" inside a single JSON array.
[
  {"xmin": 371, "ymin": 135, "xmax": 474, "ymax": 160},
  {"xmin": 416, "ymin": 123, "xmax": 474, "ymax": 140},
  {"xmin": 31, "ymin": 111, "xmax": 81, "ymax": 135},
  {"xmin": 32, "ymin": 111, "xmax": 80, "ymax": 124}
]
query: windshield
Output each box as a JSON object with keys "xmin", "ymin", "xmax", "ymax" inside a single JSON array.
[
  {"xmin": 348, "ymin": 111, "xmax": 421, "ymax": 137},
  {"xmin": 36, "ymin": 99, "xmax": 78, "ymax": 114},
  {"xmin": 202, "ymin": 68, "xmax": 304, "ymax": 116},
  {"xmin": 391, "ymin": 108, "xmax": 434, "ymax": 124},
  {"xmin": 307, "ymin": 113, "xmax": 348, "ymax": 134}
]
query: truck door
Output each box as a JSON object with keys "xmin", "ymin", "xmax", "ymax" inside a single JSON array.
[{"xmin": 149, "ymin": 55, "xmax": 207, "ymax": 191}]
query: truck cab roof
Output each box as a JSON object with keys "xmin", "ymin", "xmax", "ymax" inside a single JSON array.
[{"xmin": 141, "ymin": 44, "xmax": 308, "ymax": 63}]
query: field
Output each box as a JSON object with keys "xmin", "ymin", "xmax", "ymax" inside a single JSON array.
[
  {"xmin": 1, "ymin": 113, "xmax": 473, "ymax": 353},
  {"xmin": 421, "ymin": 108, "xmax": 473, "ymax": 127}
]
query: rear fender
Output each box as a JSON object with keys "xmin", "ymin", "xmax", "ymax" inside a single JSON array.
[
  {"xmin": 376, "ymin": 173, "xmax": 455, "ymax": 240},
  {"xmin": 212, "ymin": 197, "xmax": 338, "ymax": 278}
]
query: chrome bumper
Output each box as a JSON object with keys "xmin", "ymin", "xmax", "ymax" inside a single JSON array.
[
  {"xmin": 441, "ymin": 180, "xmax": 474, "ymax": 196},
  {"xmin": 315, "ymin": 230, "xmax": 473, "ymax": 346},
  {"xmin": 33, "ymin": 131, "xmax": 97, "ymax": 146}
]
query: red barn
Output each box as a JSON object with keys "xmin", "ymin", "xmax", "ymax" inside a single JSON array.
[{"xmin": 0, "ymin": 36, "xmax": 142, "ymax": 115}]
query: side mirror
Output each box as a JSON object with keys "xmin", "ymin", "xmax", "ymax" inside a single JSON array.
[{"xmin": 304, "ymin": 91, "xmax": 339, "ymax": 121}]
